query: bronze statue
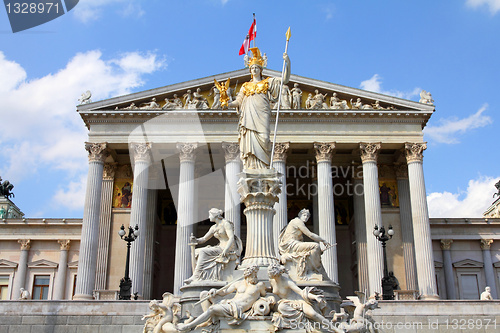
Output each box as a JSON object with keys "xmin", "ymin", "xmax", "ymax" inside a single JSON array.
[{"xmin": 0, "ymin": 178, "xmax": 15, "ymax": 199}]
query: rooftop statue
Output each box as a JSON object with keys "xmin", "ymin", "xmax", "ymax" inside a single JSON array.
[
  {"xmin": 228, "ymin": 47, "xmax": 290, "ymax": 170},
  {"xmin": 0, "ymin": 178, "xmax": 15, "ymax": 199},
  {"xmin": 184, "ymin": 208, "xmax": 242, "ymax": 284},
  {"xmin": 480, "ymin": 286, "xmax": 493, "ymax": 300},
  {"xmin": 279, "ymin": 209, "xmax": 331, "ymax": 281},
  {"xmin": 290, "ymin": 83, "xmax": 303, "ymax": 109},
  {"xmin": 419, "ymin": 90, "xmax": 434, "ymax": 105},
  {"xmin": 493, "ymin": 180, "xmax": 500, "ymax": 198},
  {"xmin": 162, "ymin": 94, "xmax": 183, "ymax": 110},
  {"xmin": 214, "ymin": 78, "xmax": 231, "ymax": 109},
  {"xmin": 177, "ymin": 265, "xmax": 267, "ymax": 331},
  {"xmin": 78, "ymin": 90, "xmax": 92, "ymax": 105},
  {"xmin": 140, "ymin": 98, "xmax": 160, "ymax": 109}
]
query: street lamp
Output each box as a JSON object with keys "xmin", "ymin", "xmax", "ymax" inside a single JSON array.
[
  {"xmin": 118, "ymin": 224, "xmax": 139, "ymax": 300},
  {"xmin": 373, "ymin": 224, "xmax": 395, "ymax": 300}
]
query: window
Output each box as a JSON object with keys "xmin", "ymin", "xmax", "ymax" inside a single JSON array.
[
  {"xmin": 0, "ymin": 275, "xmax": 9, "ymax": 300},
  {"xmin": 460, "ymin": 274, "xmax": 480, "ymax": 300},
  {"xmin": 32, "ymin": 275, "xmax": 50, "ymax": 300}
]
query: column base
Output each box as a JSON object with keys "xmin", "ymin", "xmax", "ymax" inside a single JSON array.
[
  {"xmin": 419, "ymin": 294, "xmax": 440, "ymax": 300},
  {"xmin": 72, "ymin": 294, "xmax": 94, "ymax": 301}
]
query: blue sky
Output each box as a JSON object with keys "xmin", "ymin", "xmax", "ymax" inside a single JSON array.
[{"xmin": 0, "ymin": 0, "xmax": 499, "ymax": 218}]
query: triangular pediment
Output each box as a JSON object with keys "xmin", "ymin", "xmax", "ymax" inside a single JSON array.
[
  {"xmin": 28, "ymin": 259, "xmax": 58, "ymax": 269},
  {"xmin": 453, "ymin": 259, "xmax": 484, "ymax": 268},
  {"xmin": 0, "ymin": 259, "xmax": 18, "ymax": 268},
  {"xmin": 434, "ymin": 261, "xmax": 443, "ymax": 268},
  {"xmin": 67, "ymin": 260, "xmax": 78, "ymax": 269},
  {"xmin": 77, "ymin": 68, "xmax": 435, "ymax": 113}
]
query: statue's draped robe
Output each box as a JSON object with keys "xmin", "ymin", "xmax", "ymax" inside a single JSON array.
[{"xmin": 236, "ymin": 77, "xmax": 281, "ymax": 169}]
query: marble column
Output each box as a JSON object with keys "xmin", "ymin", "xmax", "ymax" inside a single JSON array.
[
  {"xmin": 314, "ymin": 142, "xmax": 338, "ymax": 283},
  {"xmin": 12, "ymin": 239, "xmax": 30, "ymax": 299},
  {"xmin": 173, "ymin": 143, "xmax": 197, "ymax": 295},
  {"xmin": 272, "ymin": 142, "xmax": 290, "ymax": 254},
  {"xmin": 222, "ymin": 142, "xmax": 242, "ymax": 238},
  {"xmin": 481, "ymin": 239, "xmax": 498, "ymax": 299},
  {"xmin": 405, "ymin": 142, "xmax": 438, "ymax": 299},
  {"xmin": 396, "ymin": 164, "xmax": 418, "ymax": 291},
  {"xmin": 74, "ymin": 142, "xmax": 108, "ymax": 300},
  {"xmin": 129, "ymin": 143, "xmax": 152, "ymax": 298},
  {"xmin": 143, "ymin": 187, "xmax": 158, "ymax": 300},
  {"xmin": 53, "ymin": 240, "xmax": 71, "ymax": 300},
  {"xmin": 95, "ymin": 163, "xmax": 116, "ymax": 291},
  {"xmin": 440, "ymin": 239, "xmax": 456, "ymax": 299},
  {"xmin": 360, "ymin": 142, "xmax": 383, "ymax": 297},
  {"xmin": 353, "ymin": 176, "xmax": 369, "ymax": 294}
]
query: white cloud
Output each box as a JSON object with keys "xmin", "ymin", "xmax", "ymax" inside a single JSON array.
[
  {"xmin": 427, "ymin": 176, "xmax": 499, "ymax": 217},
  {"xmin": 466, "ymin": 0, "xmax": 500, "ymax": 14},
  {"xmin": 360, "ymin": 74, "xmax": 420, "ymax": 100},
  {"xmin": 52, "ymin": 176, "xmax": 88, "ymax": 211},
  {"xmin": 424, "ymin": 104, "xmax": 492, "ymax": 144},
  {"xmin": 321, "ymin": 3, "xmax": 336, "ymax": 20},
  {"xmin": 0, "ymin": 50, "xmax": 165, "ymax": 212},
  {"xmin": 72, "ymin": 0, "xmax": 145, "ymax": 23}
]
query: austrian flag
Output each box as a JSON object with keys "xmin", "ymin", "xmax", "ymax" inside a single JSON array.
[{"xmin": 239, "ymin": 18, "xmax": 257, "ymax": 55}]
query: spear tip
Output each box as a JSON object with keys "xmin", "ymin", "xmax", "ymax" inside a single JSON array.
[{"xmin": 286, "ymin": 27, "xmax": 291, "ymax": 41}]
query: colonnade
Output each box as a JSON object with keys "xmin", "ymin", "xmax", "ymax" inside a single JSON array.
[{"xmin": 73, "ymin": 141, "xmax": 440, "ymax": 300}]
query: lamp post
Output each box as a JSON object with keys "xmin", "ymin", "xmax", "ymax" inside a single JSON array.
[
  {"xmin": 118, "ymin": 224, "xmax": 139, "ymax": 300},
  {"xmin": 373, "ymin": 224, "xmax": 395, "ymax": 300}
]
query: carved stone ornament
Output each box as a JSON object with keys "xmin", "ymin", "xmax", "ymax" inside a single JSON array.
[
  {"xmin": 222, "ymin": 142, "xmax": 240, "ymax": 162},
  {"xmin": 480, "ymin": 239, "xmax": 493, "ymax": 250},
  {"xmin": 395, "ymin": 163, "xmax": 409, "ymax": 179},
  {"xmin": 359, "ymin": 142, "xmax": 381, "ymax": 163},
  {"xmin": 18, "ymin": 239, "xmax": 31, "ymax": 251},
  {"xmin": 85, "ymin": 142, "xmax": 109, "ymax": 163},
  {"xmin": 272, "ymin": 142, "xmax": 290, "ymax": 162},
  {"xmin": 103, "ymin": 163, "xmax": 117, "ymax": 180},
  {"xmin": 176, "ymin": 143, "xmax": 198, "ymax": 163},
  {"xmin": 405, "ymin": 142, "xmax": 427, "ymax": 163},
  {"xmin": 131, "ymin": 142, "xmax": 152, "ymax": 163},
  {"xmin": 440, "ymin": 239, "xmax": 453, "ymax": 250},
  {"xmin": 58, "ymin": 239, "xmax": 71, "ymax": 251},
  {"xmin": 313, "ymin": 142, "xmax": 336, "ymax": 163}
]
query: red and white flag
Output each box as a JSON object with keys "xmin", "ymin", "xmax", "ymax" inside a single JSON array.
[{"xmin": 239, "ymin": 17, "xmax": 256, "ymax": 55}]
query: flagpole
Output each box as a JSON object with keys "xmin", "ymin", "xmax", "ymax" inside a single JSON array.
[
  {"xmin": 270, "ymin": 27, "xmax": 291, "ymax": 169},
  {"xmin": 253, "ymin": 13, "xmax": 256, "ymax": 48}
]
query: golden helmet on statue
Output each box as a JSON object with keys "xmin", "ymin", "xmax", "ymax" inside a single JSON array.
[{"xmin": 248, "ymin": 47, "xmax": 265, "ymax": 67}]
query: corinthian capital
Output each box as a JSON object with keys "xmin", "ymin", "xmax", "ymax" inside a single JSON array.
[
  {"xmin": 314, "ymin": 142, "xmax": 336, "ymax": 163},
  {"xmin": 480, "ymin": 239, "xmax": 493, "ymax": 250},
  {"xmin": 131, "ymin": 142, "xmax": 152, "ymax": 163},
  {"xmin": 273, "ymin": 142, "xmax": 290, "ymax": 162},
  {"xmin": 440, "ymin": 239, "xmax": 453, "ymax": 250},
  {"xmin": 222, "ymin": 142, "xmax": 240, "ymax": 162},
  {"xmin": 405, "ymin": 142, "xmax": 427, "ymax": 163},
  {"xmin": 177, "ymin": 143, "xmax": 198, "ymax": 163},
  {"xmin": 18, "ymin": 239, "xmax": 31, "ymax": 251},
  {"xmin": 359, "ymin": 142, "xmax": 381, "ymax": 163},
  {"xmin": 85, "ymin": 142, "xmax": 109, "ymax": 163},
  {"xmin": 58, "ymin": 239, "xmax": 71, "ymax": 251},
  {"xmin": 103, "ymin": 163, "xmax": 117, "ymax": 180}
]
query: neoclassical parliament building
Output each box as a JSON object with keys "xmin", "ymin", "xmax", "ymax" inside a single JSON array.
[{"xmin": 1, "ymin": 67, "xmax": 499, "ymax": 306}]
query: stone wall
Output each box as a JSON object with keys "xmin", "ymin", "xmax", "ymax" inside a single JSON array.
[{"xmin": 0, "ymin": 300, "xmax": 499, "ymax": 333}]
